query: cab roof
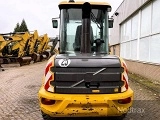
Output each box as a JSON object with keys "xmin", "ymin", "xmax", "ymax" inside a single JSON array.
[{"xmin": 59, "ymin": 0, "xmax": 111, "ymax": 11}]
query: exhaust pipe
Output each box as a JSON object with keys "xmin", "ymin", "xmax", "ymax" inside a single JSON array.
[{"xmin": 81, "ymin": 2, "xmax": 92, "ymax": 53}]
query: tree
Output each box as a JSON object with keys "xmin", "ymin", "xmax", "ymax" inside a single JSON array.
[
  {"xmin": 19, "ymin": 19, "xmax": 29, "ymax": 32},
  {"xmin": 13, "ymin": 19, "xmax": 29, "ymax": 32},
  {"xmin": 13, "ymin": 23, "xmax": 20, "ymax": 32}
]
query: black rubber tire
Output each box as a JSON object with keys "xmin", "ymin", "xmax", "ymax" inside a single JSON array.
[
  {"xmin": 41, "ymin": 111, "xmax": 54, "ymax": 120},
  {"xmin": 41, "ymin": 111, "xmax": 64, "ymax": 120},
  {"xmin": 110, "ymin": 113, "xmax": 127, "ymax": 120}
]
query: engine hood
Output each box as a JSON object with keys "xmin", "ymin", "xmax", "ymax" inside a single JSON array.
[
  {"xmin": 49, "ymin": 53, "xmax": 126, "ymax": 94},
  {"xmin": 54, "ymin": 53, "xmax": 121, "ymax": 68}
]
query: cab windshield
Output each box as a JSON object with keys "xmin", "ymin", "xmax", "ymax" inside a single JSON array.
[{"xmin": 59, "ymin": 8, "xmax": 109, "ymax": 53}]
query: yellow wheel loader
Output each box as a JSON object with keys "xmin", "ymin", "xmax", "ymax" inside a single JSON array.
[{"xmin": 38, "ymin": 0, "xmax": 133, "ymax": 119}]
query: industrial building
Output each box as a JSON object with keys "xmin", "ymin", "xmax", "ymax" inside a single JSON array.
[{"xmin": 110, "ymin": 0, "xmax": 160, "ymax": 83}]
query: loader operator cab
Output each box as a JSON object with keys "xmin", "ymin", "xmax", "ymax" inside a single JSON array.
[{"xmin": 52, "ymin": 0, "xmax": 113, "ymax": 54}]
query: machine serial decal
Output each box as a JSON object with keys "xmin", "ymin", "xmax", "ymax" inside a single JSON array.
[{"xmin": 58, "ymin": 59, "xmax": 71, "ymax": 67}]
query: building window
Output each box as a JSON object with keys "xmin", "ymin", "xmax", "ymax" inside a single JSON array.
[
  {"xmin": 152, "ymin": 0, "xmax": 160, "ymax": 34},
  {"xmin": 120, "ymin": 1, "xmax": 160, "ymax": 64},
  {"xmin": 120, "ymin": 14, "xmax": 138, "ymax": 60},
  {"xmin": 139, "ymin": 37, "xmax": 150, "ymax": 62},
  {"xmin": 130, "ymin": 40, "xmax": 137, "ymax": 60},
  {"xmin": 150, "ymin": 34, "xmax": 160, "ymax": 63},
  {"xmin": 140, "ymin": 4, "xmax": 152, "ymax": 37},
  {"xmin": 131, "ymin": 14, "xmax": 138, "ymax": 40}
]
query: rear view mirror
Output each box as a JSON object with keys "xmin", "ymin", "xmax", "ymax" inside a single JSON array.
[
  {"xmin": 52, "ymin": 19, "xmax": 58, "ymax": 28},
  {"xmin": 108, "ymin": 18, "xmax": 114, "ymax": 28}
]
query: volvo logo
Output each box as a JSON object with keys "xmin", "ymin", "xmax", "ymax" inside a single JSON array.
[{"xmin": 58, "ymin": 59, "xmax": 71, "ymax": 67}]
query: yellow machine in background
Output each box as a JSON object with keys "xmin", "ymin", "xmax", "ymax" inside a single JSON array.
[
  {"xmin": 35, "ymin": 34, "xmax": 51, "ymax": 61},
  {"xmin": 49, "ymin": 37, "xmax": 59, "ymax": 55},
  {"xmin": 28, "ymin": 30, "xmax": 39, "ymax": 55},
  {"xmin": 0, "ymin": 35, "xmax": 11, "ymax": 56},
  {"xmin": 0, "ymin": 30, "xmax": 58, "ymax": 66},
  {"xmin": 0, "ymin": 35, "xmax": 11, "ymax": 68},
  {"xmin": 10, "ymin": 32, "xmax": 30, "ymax": 56},
  {"xmin": 37, "ymin": 34, "xmax": 49, "ymax": 54},
  {"xmin": 0, "ymin": 32, "xmax": 32, "ymax": 66},
  {"xmin": 27, "ymin": 30, "xmax": 41, "ymax": 62}
]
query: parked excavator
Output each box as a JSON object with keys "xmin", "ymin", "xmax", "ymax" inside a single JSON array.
[
  {"xmin": 0, "ymin": 35, "xmax": 11, "ymax": 56},
  {"xmin": 0, "ymin": 35, "xmax": 11, "ymax": 64},
  {"xmin": 49, "ymin": 37, "xmax": 59, "ymax": 55},
  {"xmin": 35, "ymin": 34, "xmax": 51, "ymax": 61},
  {"xmin": 0, "ymin": 32, "xmax": 32, "ymax": 66},
  {"xmin": 26, "ymin": 30, "xmax": 41, "ymax": 62},
  {"xmin": 0, "ymin": 35, "xmax": 11, "ymax": 70},
  {"xmin": 38, "ymin": 0, "xmax": 133, "ymax": 119}
]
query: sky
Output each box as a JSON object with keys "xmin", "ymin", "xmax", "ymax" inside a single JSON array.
[{"xmin": 0, "ymin": 0, "xmax": 123, "ymax": 37}]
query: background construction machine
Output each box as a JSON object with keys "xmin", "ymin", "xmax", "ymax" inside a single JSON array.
[
  {"xmin": 0, "ymin": 32, "xmax": 32, "ymax": 66},
  {"xmin": 0, "ymin": 35, "xmax": 12, "ymax": 69},
  {"xmin": 38, "ymin": 0, "xmax": 133, "ymax": 120},
  {"xmin": 0, "ymin": 30, "xmax": 58, "ymax": 67},
  {"xmin": 26, "ymin": 30, "xmax": 40, "ymax": 62},
  {"xmin": 49, "ymin": 37, "xmax": 59, "ymax": 55},
  {"xmin": 35, "ymin": 34, "xmax": 51, "ymax": 62}
]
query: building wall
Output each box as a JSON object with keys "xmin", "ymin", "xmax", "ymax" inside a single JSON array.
[
  {"xmin": 125, "ymin": 60, "xmax": 160, "ymax": 83},
  {"xmin": 110, "ymin": 0, "xmax": 160, "ymax": 82},
  {"xmin": 110, "ymin": 44, "xmax": 120, "ymax": 56},
  {"xmin": 120, "ymin": 0, "xmax": 160, "ymax": 64},
  {"xmin": 110, "ymin": 0, "xmax": 150, "ymax": 45}
]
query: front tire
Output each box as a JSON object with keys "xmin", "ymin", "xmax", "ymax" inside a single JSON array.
[
  {"xmin": 41, "ymin": 111, "xmax": 58, "ymax": 120},
  {"xmin": 111, "ymin": 113, "xmax": 127, "ymax": 120}
]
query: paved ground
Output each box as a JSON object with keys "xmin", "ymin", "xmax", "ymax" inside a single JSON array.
[
  {"xmin": 0, "ymin": 62, "xmax": 45, "ymax": 120},
  {"xmin": 0, "ymin": 62, "xmax": 160, "ymax": 120}
]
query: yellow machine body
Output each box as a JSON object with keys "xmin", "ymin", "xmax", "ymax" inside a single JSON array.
[
  {"xmin": 39, "ymin": 55, "xmax": 133, "ymax": 118},
  {"xmin": 39, "ymin": 87, "xmax": 133, "ymax": 117},
  {"xmin": 38, "ymin": 0, "xmax": 134, "ymax": 118}
]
